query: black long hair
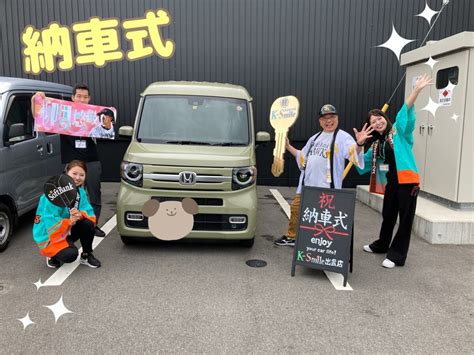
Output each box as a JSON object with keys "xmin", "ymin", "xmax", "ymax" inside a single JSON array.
[{"xmin": 363, "ymin": 109, "xmax": 393, "ymax": 147}]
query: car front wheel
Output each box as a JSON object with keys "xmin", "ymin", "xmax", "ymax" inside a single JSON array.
[
  {"xmin": 120, "ymin": 235, "xmax": 138, "ymax": 245},
  {"xmin": 240, "ymin": 237, "xmax": 255, "ymax": 248},
  {"xmin": 0, "ymin": 202, "xmax": 13, "ymax": 252}
]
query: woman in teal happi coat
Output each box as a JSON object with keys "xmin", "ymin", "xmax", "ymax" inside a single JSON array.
[{"xmin": 356, "ymin": 74, "xmax": 432, "ymax": 268}]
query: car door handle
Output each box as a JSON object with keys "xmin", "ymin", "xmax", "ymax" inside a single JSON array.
[
  {"xmin": 428, "ymin": 125, "xmax": 435, "ymax": 135},
  {"xmin": 47, "ymin": 142, "xmax": 54, "ymax": 154},
  {"xmin": 419, "ymin": 124, "xmax": 426, "ymax": 135}
]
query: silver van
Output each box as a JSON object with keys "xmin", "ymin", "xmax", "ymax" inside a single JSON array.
[{"xmin": 0, "ymin": 77, "xmax": 72, "ymax": 251}]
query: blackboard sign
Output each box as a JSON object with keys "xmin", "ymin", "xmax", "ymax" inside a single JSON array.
[{"xmin": 291, "ymin": 186, "xmax": 356, "ymax": 286}]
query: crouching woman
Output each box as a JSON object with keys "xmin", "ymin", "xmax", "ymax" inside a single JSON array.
[{"xmin": 33, "ymin": 160, "xmax": 101, "ymax": 269}]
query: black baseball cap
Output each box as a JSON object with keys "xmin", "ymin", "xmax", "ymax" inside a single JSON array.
[
  {"xmin": 319, "ymin": 104, "xmax": 338, "ymax": 117},
  {"xmin": 97, "ymin": 108, "xmax": 115, "ymax": 121}
]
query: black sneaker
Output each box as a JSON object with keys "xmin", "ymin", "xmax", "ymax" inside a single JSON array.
[
  {"xmin": 46, "ymin": 257, "xmax": 60, "ymax": 269},
  {"xmin": 94, "ymin": 227, "xmax": 106, "ymax": 237},
  {"xmin": 80, "ymin": 253, "xmax": 101, "ymax": 268},
  {"xmin": 274, "ymin": 235, "xmax": 295, "ymax": 246}
]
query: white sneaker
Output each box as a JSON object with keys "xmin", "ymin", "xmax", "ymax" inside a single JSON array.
[
  {"xmin": 382, "ymin": 258, "xmax": 396, "ymax": 268},
  {"xmin": 363, "ymin": 245, "xmax": 373, "ymax": 253}
]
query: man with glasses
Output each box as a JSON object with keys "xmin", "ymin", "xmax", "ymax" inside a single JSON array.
[{"xmin": 274, "ymin": 103, "xmax": 371, "ymax": 246}]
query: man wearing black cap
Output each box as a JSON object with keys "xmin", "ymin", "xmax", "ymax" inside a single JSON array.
[
  {"xmin": 274, "ymin": 103, "xmax": 371, "ymax": 246},
  {"xmin": 32, "ymin": 84, "xmax": 107, "ymax": 237},
  {"xmin": 91, "ymin": 108, "xmax": 115, "ymax": 139}
]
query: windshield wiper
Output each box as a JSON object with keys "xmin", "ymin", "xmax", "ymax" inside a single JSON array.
[
  {"xmin": 164, "ymin": 140, "xmax": 212, "ymax": 145},
  {"xmin": 211, "ymin": 142, "xmax": 246, "ymax": 146}
]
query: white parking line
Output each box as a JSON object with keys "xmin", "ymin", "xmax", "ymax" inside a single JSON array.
[
  {"xmin": 269, "ymin": 188, "xmax": 353, "ymax": 291},
  {"xmin": 36, "ymin": 215, "xmax": 117, "ymax": 289},
  {"xmin": 269, "ymin": 189, "xmax": 291, "ymax": 218}
]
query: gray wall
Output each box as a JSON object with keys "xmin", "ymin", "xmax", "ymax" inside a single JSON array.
[{"xmin": 1, "ymin": 0, "xmax": 472, "ymax": 184}]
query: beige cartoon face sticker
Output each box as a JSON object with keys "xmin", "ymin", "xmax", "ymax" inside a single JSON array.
[{"xmin": 142, "ymin": 198, "xmax": 198, "ymax": 240}]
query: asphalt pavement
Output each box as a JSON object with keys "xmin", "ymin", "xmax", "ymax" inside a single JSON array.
[{"xmin": 0, "ymin": 183, "xmax": 472, "ymax": 353}]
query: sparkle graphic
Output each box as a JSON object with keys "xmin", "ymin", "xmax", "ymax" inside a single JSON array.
[
  {"xmin": 377, "ymin": 24, "xmax": 415, "ymax": 61},
  {"xmin": 33, "ymin": 278, "xmax": 44, "ymax": 290},
  {"xmin": 423, "ymin": 56, "xmax": 438, "ymax": 69},
  {"xmin": 416, "ymin": 2, "xmax": 439, "ymax": 25},
  {"xmin": 44, "ymin": 295, "xmax": 73, "ymax": 323},
  {"xmin": 450, "ymin": 113, "xmax": 459, "ymax": 122},
  {"xmin": 421, "ymin": 97, "xmax": 441, "ymax": 117},
  {"xmin": 18, "ymin": 313, "xmax": 35, "ymax": 330}
]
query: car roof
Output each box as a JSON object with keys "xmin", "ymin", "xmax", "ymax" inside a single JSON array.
[
  {"xmin": 142, "ymin": 81, "xmax": 252, "ymax": 101},
  {"xmin": 0, "ymin": 76, "xmax": 72, "ymax": 95}
]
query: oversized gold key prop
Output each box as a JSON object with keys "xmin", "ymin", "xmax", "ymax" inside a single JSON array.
[{"xmin": 270, "ymin": 95, "xmax": 300, "ymax": 177}]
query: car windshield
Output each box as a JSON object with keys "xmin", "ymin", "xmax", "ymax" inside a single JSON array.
[{"xmin": 137, "ymin": 95, "xmax": 250, "ymax": 146}]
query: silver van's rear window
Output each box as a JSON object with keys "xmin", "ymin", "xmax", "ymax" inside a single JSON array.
[{"xmin": 137, "ymin": 95, "xmax": 250, "ymax": 146}]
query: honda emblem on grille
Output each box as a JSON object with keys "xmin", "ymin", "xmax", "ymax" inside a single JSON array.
[{"xmin": 179, "ymin": 171, "xmax": 197, "ymax": 185}]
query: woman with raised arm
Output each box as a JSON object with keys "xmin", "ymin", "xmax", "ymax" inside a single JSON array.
[{"xmin": 354, "ymin": 74, "xmax": 432, "ymax": 268}]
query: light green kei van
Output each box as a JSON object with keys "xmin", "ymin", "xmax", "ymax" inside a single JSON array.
[{"xmin": 117, "ymin": 82, "xmax": 270, "ymax": 247}]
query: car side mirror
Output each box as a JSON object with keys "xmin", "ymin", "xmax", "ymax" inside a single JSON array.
[
  {"xmin": 256, "ymin": 131, "xmax": 270, "ymax": 149},
  {"xmin": 256, "ymin": 131, "xmax": 270, "ymax": 142},
  {"xmin": 8, "ymin": 122, "xmax": 26, "ymax": 142},
  {"xmin": 119, "ymin": 126, "xmax": 133, "ymax": 137}
]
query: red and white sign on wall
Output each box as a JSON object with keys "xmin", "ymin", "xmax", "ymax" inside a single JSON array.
[{"xmin": 438, "ymin": 88, "xmax": 452, "ymax": 106}]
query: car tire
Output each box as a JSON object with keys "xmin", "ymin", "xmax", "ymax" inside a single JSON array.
[
  {"xmin": 120, "ymin": 235, "xmax": 137, "ymax": 245},
  {"xmin": 0, "ymin": 202, "xmax": 13, "ymax": 252},
  {"xmin": 240, "ymin": 237, "xmax": 255, "ymax": 248}
]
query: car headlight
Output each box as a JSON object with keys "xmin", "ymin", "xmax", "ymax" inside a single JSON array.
[
  {"xmin": 232, "ymin": 166, "xmax": 256, "ymax": 190},
  {"xmin": 120, "ymin": 161, "xmax": 143, "ymax": 187}
]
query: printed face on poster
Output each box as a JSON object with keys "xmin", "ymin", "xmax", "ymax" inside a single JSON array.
[
  {"xmin": 33, "ymin": 96, "xmax": 117, "ymax": 139},
  {"xmin": 292, "ymin": 186, "xmax": 356, "ymax": 280}
]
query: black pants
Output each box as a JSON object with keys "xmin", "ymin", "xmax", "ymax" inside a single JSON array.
[
  {"xmin": 369, "ymin": 182, "xmax": 418, "ymax": 265},
  {"xmin": 53, "ymin": 219, "xmax": 95, "ymax": 264},
  {"xmin": 85, "ymin": 160, "xmax": 102, "ymax": 223}
]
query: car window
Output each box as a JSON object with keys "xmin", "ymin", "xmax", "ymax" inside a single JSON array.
[
  {"xmin": 4, "ymin": 94, "xmax": 35, "ymax": 143},
  {"xmin": 137, "ymin": 95, "xmax": 250, "ymax": 145},
  {"xmin": 61, "ymin": 93, "xmax": 73, "ymax": 101}
]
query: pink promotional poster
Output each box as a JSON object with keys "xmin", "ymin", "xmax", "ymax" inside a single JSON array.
[{"xmin": 33, "ymin": 96, "xmax": 117, "ymax": 139}]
